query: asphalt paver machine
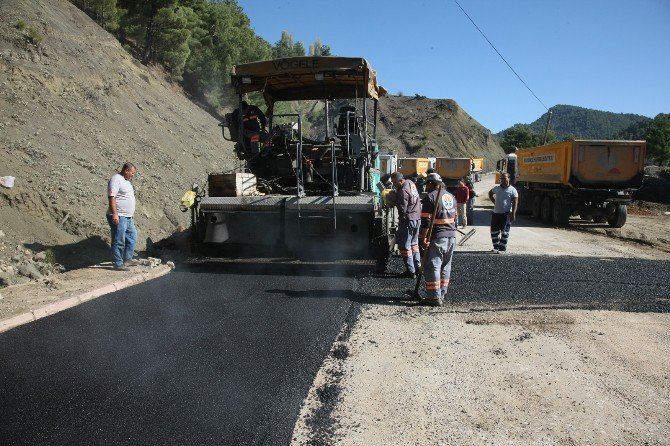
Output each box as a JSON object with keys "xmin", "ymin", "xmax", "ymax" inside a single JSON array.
[{"xmin": 188, "ymin": 57, "xmax": 397, "ymax": 266}]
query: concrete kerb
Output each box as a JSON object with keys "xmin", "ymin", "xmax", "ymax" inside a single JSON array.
[{"xmin": 0, "ymin": 265, "xmax": 172, "ymax": 334}]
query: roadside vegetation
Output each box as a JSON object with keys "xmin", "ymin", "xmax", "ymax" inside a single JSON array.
[{"xmin": 69, "ymin": 0, "xmax": 330, "ymax": 112}]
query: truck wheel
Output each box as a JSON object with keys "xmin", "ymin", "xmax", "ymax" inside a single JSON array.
[
  {"xmin": 531, "ymin": 195, "xmax": 542, "ymax": 218},
  {"xmin": 551, "ymin": 200, "xmax": 570, "ymax": 227},
  {"xmin": 540, "ymin": 197, "xmax": 553, "ymax": 223},
  {"xmin": 607, "ymin": 205, "xmax": 627, "ymax": 228}
]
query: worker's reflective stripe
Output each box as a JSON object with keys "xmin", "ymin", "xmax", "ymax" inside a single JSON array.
[
  {"xmin": 426, "ymin": 281, "xmax": 441, "ymax": 290},
  {"xmin": 243, "ymin": 114, "xmax": 257, "ymax": 122},
  {"xmin": 420, "ymin": 212, "xmax": 432, "ymax": 218},
  {"xmin": 399, "ymin": 249, "xmax": 411, "ymax": 257},
  {"xmin": 441, "ymin": 279, "xmax": 450, "ymax": 287},
  {"xmin": 433, "ymin": 218, "xmax": 455, "ymax": 224},
  {"xmin": 250, "ymin": 134, "xmax": 260, "ymax": 142}
]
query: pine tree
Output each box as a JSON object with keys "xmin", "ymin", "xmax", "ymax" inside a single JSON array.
[{"xmin": 646, "ymin": 114, "xmax": 670, "ymax": 165}]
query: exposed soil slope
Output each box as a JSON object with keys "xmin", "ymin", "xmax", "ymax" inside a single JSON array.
[
  {"xmin": 376, "ymin": 95, "xmax": 505, "ymax": 170},
  {"xmin": 0, "ymin": 0, "xmax": 237, "ymax": 261}
]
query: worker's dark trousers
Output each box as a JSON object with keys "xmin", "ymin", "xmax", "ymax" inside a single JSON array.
[
  {"xmin": 396, "ymin": 218, "xmax": 421, "ymax": 273},
  {"xmin": 424, "ymin": 237, "xmax": 456, "ymax": 300},
  {"xmin": 490, "ymin": 212, "xmax": 511, "ymax": 251},
  {"xmin": 466, "ymin": 196, "xmax": 475, "ymax": 225}
]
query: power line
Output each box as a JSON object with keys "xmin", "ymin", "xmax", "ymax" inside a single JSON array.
[{"xmin": 454, "ymin": 0, "xmax": 549, "ymax": 111}]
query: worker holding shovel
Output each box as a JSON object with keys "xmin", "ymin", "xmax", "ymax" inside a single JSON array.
[{"xmin": 414, "ymin": 173, "xmax": 458, "ymax": 306}]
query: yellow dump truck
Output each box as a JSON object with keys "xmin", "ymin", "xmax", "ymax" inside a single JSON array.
[
  {"xmin": 435, "ymin": 157, "xmax": 484, "ymax": 186},
  {"xmin": 436, "ymin": 157, "xmax": 471, "ymax": 187},
  {"xmin": 471, "ymin": 158, "xmax": 484, "ymax": 181},
  {"xmin": 397, "ymin": 157, "xmax": 430, "ymax": 177},
  {"xmin": 495, "ymin": 140, "xmax": 646, "ymax": 227}
]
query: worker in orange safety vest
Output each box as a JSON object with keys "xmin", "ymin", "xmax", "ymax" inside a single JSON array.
[{"xmin": 419, "ymin": 173, "xmax": 458, "ymax": 306}]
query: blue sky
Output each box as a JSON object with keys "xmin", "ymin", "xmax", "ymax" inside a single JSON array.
[{"xmin": 236, "ymin": 0, "xmax": 669, "ymax": 133}]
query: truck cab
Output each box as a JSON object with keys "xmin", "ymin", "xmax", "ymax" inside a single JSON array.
[{"xmin": 495, "ymin": 153, "xmax": 517, "ymax": 184}]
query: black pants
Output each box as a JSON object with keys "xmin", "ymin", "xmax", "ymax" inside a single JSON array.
[{"xmin": 490, "ymin": 212, "xmax": 511, "ymax": 251}]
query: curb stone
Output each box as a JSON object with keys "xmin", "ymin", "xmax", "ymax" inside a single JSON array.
[{"xmin": 0, "ymin": 265, "xmax": 172, "ymax": 334}]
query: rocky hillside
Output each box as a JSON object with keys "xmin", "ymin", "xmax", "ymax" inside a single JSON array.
[
  {"xmin": 0, "ymin": 0, "xmax": 237, "ymax": 267},
  {"xmin": 376, "ymin": 96, "xmax": 504, "ymax": 170}
]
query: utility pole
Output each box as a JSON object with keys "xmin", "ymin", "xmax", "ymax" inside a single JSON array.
[{"xmin": 543, "ymin": 108, "xmax": 553, "ymax": 144}]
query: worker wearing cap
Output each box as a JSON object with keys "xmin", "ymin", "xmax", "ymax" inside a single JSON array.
[
  {"xmin": 420, "ymin": 173, "xmax": 457, "ymax": 306},
  {"xmin": 391, "ymin": 171, "xmax": 422, "ymax": 278}
]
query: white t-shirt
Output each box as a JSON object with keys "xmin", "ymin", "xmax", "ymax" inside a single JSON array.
[
  {"xmin": 492, "ymin": 185, "xmax": 518, "ymax": 214},
  {"xmin": 107, "ymin": 173, "xmax": 136, "ymax": 217}
]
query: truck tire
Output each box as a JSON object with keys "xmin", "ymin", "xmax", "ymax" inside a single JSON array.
[
  {"xmin": 551, "ymin": 200, "xmax": 570, "ymax": 227},
  {"xmin": 541, "ymin": 196, "xmax": 553, "ymax": 223},
  {"xmin": 531, "ymin": 195, "xmax": 542, "ymax": 219},
  {"xmin": 607, "ymin": 204, "xmax": 627, "ymax": 228}
]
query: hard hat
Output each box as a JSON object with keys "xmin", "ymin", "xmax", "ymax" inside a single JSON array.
[{"xmin": 426, "ymin": 172, "xmax": 442, "ymax": 183}]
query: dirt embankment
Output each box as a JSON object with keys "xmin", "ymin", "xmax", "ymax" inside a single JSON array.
[
  {"xmin": 376, "ymin": 95, "xmax": 505, "ymax": 171},
  {"xmin": 0, "ymin": 0, "xmax": 239, "ymax": 269}
]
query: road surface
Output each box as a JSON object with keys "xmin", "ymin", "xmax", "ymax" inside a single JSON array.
[
  {"xmin": 1, "ymin": 176, "xmax": 669, "ymax": 445},
  {"xmin": 0, "ymin": 264, "xmax": 361, "ymax": 444}
]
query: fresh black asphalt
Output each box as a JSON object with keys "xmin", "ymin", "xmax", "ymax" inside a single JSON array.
[
  {"xmin": 1, "ymin": 253, "xmax": 669, "ymax": 445},
  {"xmin": 0, "ymin": 264, "xmax": 359, "ymax": 445}
]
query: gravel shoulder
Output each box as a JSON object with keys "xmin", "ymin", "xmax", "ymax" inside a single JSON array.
[
  {"xmin": 296, "ymin": 308, "xmax": 669, "ymax": 445},
  {"xmin": 292, "ymin": 174, "xmax": 670, "ymax": 445}
]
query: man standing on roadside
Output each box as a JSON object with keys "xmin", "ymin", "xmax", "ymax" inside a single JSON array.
[
  {"xmin": 391, "ymin": 171, "xmax": 422, "ymax": 278},
  {"xmin": 419, "ymin": 173, "xmax": 457, "ymax": 306},
  {"xmin": 453, "ymin": 179, "xmax": 470, "ymax": 228},
  {"xmin": 107, "ymin": 163, "xmax": 138, "ymax": 271},
  {"xmin": 488, "ymin": 173, "xmax": 518, "ymax": 253}
]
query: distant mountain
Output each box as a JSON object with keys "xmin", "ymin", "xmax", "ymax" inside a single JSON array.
[{"xmin": 499, "ymin": 105, "xmax": 652, "ymax": 140}]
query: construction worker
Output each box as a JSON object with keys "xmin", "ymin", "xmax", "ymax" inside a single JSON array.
[
  {"xmin": 420, "ymin": 173, "xmax": 457, "ymax": 306},
  {"xmin": 488, "ymin": 172, "xmax": 518, "ymax": 253},
  {"xmin": 233, "ymin": 100, "xmax": 268, "ymax": 156},
  {"xmin": 453, "ymin": 179, "xmax": 470, "ymax": 228},
  {"xmin": 391, "ymin": 171, "xmax": 421, "ymax": 278}
]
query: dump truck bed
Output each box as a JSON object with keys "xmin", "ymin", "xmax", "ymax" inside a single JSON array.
[
  {"xmin": 471, "ymin": 158, "xmax": 484, "ymax": 172},
  {"xmin": 398, "ymin": 158, "xmax": 429, "ymax": 177},
  {"xmin": 436, "ymin": 157, "xmax": 471, "ymax": 179},
  {"xmin": 516, "ymin": 140, "xmax": 646, "ymax": 188}
]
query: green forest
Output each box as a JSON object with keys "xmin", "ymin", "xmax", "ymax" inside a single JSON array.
[{"xmin": 69, "ymin": 0, "xmax": 330, "ymax": 111}]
